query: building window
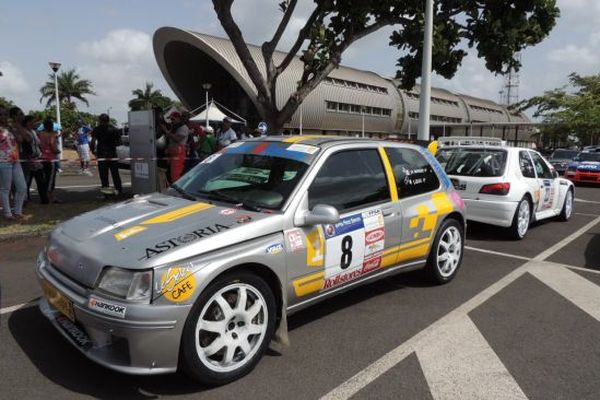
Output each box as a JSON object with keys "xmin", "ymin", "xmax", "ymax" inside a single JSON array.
[
  {"xmin": 405, "ymin": 92, "xmax": 460, "ymax": 107},
  {"xmin": 323, "ymin": 77, "xmax": 389, "ymax": 94},
  {"xmin": 326, "ymin": 101, "xmax": 337, "ymax": 111},
  {"xmin": 408, "ymin": 111, "xmax": 461, "ymax": 123},
  {"xmin": 324, "ymin": 101, "xmax": 392, "ymax": 118}
]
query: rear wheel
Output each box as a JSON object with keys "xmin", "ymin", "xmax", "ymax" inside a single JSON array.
[
  {"xmin": 510, "ymin": 197, "xmax": 531, "ymax": 240},
  {"xmin": 425, "ymin": 218, "xmax": 464, "ymax": 284},
  {"xmin": 180, "ymin": 272, "xmax": 276, "ymax": 386},
  {"xmin": 559, "ymin": 189, "xmax": 574, "ymax": 221}
]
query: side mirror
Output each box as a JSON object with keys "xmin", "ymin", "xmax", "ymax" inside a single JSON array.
[
  {"xmin": 299, "ymin": 204, "xmax": 339, "ymax": 226},
  {"xmin": 552, "ymin": 170, "xmax": 560, "ymax": 179}
]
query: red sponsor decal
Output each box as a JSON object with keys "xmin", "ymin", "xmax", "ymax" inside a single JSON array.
[
  {"xmin": 365, "ymin": 228, "xmax": 385, "ymax": 244},
  {"xmin": 220, "ymin": 208, "xmax": 236, "ymax": 216},
  {"xmin": 287, "ymin": 229, "xmax": 305, "ymax": 252},
  {"xmin": 362, "ymin": 256, "xmax": 382, "ymax": 273},
  {"xmin": 323, "ymin": 269, "xmax": 364, "ymax": 289}
]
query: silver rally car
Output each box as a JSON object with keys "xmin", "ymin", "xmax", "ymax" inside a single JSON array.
[{"xmin": 37, "ymin": 136, "xmax": 466, "ymax": 385}]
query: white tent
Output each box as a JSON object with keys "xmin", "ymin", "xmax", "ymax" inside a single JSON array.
[{"xmin": 190, "ymin": 100, "xmax": 243, "ymax": 124}]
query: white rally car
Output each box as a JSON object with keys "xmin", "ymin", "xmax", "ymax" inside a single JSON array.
[{"xmin": 436, "ymin": 137, "xmax": 575, "ymax": 239}]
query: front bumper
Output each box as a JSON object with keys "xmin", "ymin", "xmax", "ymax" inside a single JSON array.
[
  {"xmin": 566, "ymin": 171, "xmax": 600, "ymax": 184},
  {"xmin": 36, "ymin": 256, "xmax": 191, "ymax": 375},
  {"xmin": 463, "ymin": 198, "xmax": 518, "ymax": 227}
]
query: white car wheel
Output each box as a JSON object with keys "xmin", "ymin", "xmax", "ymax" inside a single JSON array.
[
  {"xmin": 436, "ymin": 226, "xmax": 462, "ymax": 278},
  {"xmin": 195, "ymin": 283, "xmax": 268, "ymax": 373},
  {"xmin": 181, "ymin": 273, "xmax": 276, "ymax": 386},
  {"xmin": 511, "ymin": 198, "xmax": 531, "ymax": 240},
  {"xmin": 559, "ymin": 189, "xmax": 573, "ymax": 221}
]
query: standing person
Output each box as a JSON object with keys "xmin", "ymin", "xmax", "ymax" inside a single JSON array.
[
  {"xmin": 166, "ymin": 111, "xmax": 189, "ymax": 182},
  {"xmin": 238, "ymin": 125, "xmax": 252, "ymax": 140},
  {"xmin": 74, "ymin": 120, "xmax": 93, "ymax": 176},
  {"xmin": 39, "ymin": 118, "xmax": 61, "ymax": 203},
  {"xmin": 0, "ymin": 106, "xmax": 29, "ymax": 220},
  {"xmin": 183, "ymin": 119, "xmax": 202, "ymax": 173},
  {"xmin": 91, "ymin": 114, "xmax": 122, "ymax": 195},
  {"xmin": 21, "ymin": 116, "xmax": 48, "ymax": 204},
  {"xmin": 197, "ymin": 125, "xmax": 217, "ymax": 161},
  {"xmin": 216, "ymin": 117, "xmax": 237, "ymax": 149}
]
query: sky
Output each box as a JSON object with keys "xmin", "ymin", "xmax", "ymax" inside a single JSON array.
[{"xmin": 1, "ymin": 0, "xmax": 599, "ymax": 124}]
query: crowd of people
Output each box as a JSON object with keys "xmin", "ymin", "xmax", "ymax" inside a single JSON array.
[{"xmin": 0, "ymin": 102, "xmax": 269, "ymax": 222}]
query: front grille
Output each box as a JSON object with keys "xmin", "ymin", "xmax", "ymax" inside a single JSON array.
[{"xmin": 47, "ymin": 263, "xmax": 89, "ymax": 295}]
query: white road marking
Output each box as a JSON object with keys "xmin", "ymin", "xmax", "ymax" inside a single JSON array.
[
  {"xmin": 575, "ymin": 212, "xmax": 599, "ymax": 217},
  {"xmin": 533, "ymin": 216, "xmax": 600, "ymax": 261},
  {"xmin": 321, "ymin": 216, "xmax": 600, "ymax": 400},
  {"xmin": 575, "ymin": 198, "xmax": 600, "ymax": 205},
  {"xmin": 465, "ymin": 246, "xmax": 531, "ymax": 261},
  {"xmin": 530, "ymin": 262, "xmax": 600, "ymax": 323},
  {"xmin": 417, "ymin": 316, "xmax": 528, "ymax": 400},
  {"xmin": 0, "ymin": 301, "xmax": 37, "ymax": 315},
  {"xmin": 566, "ymin": 265, "xmax": 600, "ymax": 275}
]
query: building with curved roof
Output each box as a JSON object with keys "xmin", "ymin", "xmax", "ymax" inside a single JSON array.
[{"xmin": 153, "ymin": 27, "xmax": 534, "ymax": 144}]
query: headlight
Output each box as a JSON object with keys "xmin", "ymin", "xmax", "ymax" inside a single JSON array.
[{"xmin": 97, "ymin": 267, "xmax": 153, "ymax": 302}]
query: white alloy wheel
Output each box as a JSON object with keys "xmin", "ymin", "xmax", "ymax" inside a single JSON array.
[
  {"xmin": 195, "ymin": 283, "xmax": 268, "ymax": 373},
  {"xmin": 436, "ymin": 226, "xmax": 462, "ymax": 278},
  {"xmin": 517, "ymin": 199, "xmax": 530, "ymax": 238},
  {"xmin": 563, "ymin": 190, "xmax": 573, "ymax": 219}
]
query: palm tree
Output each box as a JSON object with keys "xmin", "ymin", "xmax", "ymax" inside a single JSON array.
[
  {"xmin": 128, "ymin": 82, "xmax": 173, "ymax": 111},
  {"xmin": 39, "ymin": 68, "xmax": 95, "ymax": 108}
]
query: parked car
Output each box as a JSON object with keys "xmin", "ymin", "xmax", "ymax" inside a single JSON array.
[
  {"xmin": 548, "ymin": 149, "xmax": 579, "ymax": 175},
  {"xmin": 37, "ymin": 136, "xmax": 466, "ymax": 385},
  {"xmin": 565, "ymin": 150, "xmax": 600, "ymax": 184},
  {"xmin": 436, "ymin": 138, "xmax": 574, "ymax": 239}
]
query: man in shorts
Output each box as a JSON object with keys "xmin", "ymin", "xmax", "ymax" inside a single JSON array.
[{"xmin": 75, "ymin": 120, "xmax": 92, "ymax": 176}]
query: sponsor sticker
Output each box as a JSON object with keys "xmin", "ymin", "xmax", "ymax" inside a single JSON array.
[
  {"xmin": 159, "ymin": 266, "xmax": 197, "ymax": 303},
  {"xmin": 266, "ymin": 243, "xmax": 284, "ymax": 255},
  {"xmin": 56, "ymin": 315, "xmax": 93, "ymax": 350},
  {"xmin": 365, "ymin": 228, "xmax": 385, "ymax": 244},
  {"xmin": 286, "ymin": 229, "xmax": 305, "ymax": 252},
  {"xmin": 114, "ymin": 225, "xmax": 147, "ymax": 241},
  {"xmin": 287, "ymin": 143, "xmax": 319, "ymax": 154},
  {"xmin": 201, "ymin": 153, "xmax": 221, "ymax": 164},
  {"xmin": 220, "ymin": 208, "xmax": 236, "ymax": 216},
  {"xmin": 237, "ymin": 215, "xmax": 253, "ymax": 224},
  {"xmin": 362, "ymin": 255, "xmax": 382, "ymax": 274},
  {"xmin": 88, "ymin": 296, "xmax": 127, "ymax": 318},
  {"xmin": 141, "ymin": 223, "xmax": 230, "ymax": 260}
]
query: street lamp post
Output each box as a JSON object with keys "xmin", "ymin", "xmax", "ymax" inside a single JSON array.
[
  {"xmin": 417, "ymin": 0, "xmax": 434, "ymax": 142},
  {"xmin": 299, "ymin": 104, "xmax": 303, "ymax": 135},
  {"xmin": 49, "ymin": 62, "xmax": 62, "ymax": 160},
  {"xmin": 202, "ymin": 83, "xmax": 212, "ymax": 129},
  {"xmin": 361, "ymin": 107, "xmax": 365, "ymax": 138}
]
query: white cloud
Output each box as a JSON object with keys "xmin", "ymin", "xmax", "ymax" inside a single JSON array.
[
  {"xmin": 0, "ymin": 61, "xmax": 31, "ymax": 98},
  {"xmin": 78, "ymin": 29, "xmax": 153, "ymax": 64},
  {"xmin": 547, "ymin": 45, "xmax": 598, "ymax": 65}
]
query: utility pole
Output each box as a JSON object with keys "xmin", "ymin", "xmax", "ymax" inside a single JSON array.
[{"xmin": 417, "ymin": 0, "xmax": 434, "ymax": 142}]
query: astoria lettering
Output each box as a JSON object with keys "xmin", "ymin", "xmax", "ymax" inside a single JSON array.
[{"xmin": 141, "ymin": 224, "xmax": 230, "ymax": 260}]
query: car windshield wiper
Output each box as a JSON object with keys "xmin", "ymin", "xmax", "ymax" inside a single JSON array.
[
  {"xmin": 171, "ymin": 184, "xmax": 198, "ymax": 201},
  {"xmin": 195, "ymin": 189, "xmax": 263, "ymax": 212}
]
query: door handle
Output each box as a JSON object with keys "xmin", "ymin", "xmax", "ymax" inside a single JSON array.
[{"xmin": 382, "ymin": 209, "xmax": 395, "ymax": 217}]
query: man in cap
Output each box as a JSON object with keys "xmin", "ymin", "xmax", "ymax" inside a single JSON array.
[
  {"xmin": 217, "ymin": 116, "xmax": 237, "ymax": 149},
  {"xmin": 91, "ymin": 113, "xmax": 122, "ymax": 195},
  {"xmin": 74, "ymin": 119, "xmax": 93, "ymax": 176},
  {"xmin": 167, "ymin": 111, "xmax": 189, "ymax": 182}
]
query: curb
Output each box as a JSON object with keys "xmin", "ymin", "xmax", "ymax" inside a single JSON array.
[{"xmin": 0, "ymin": 230, "xmax": 50, "ymax": 243}]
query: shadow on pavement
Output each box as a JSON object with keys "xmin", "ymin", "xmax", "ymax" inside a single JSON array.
[
  {"xmin": 9, "ymin": 270, "xmax": 435, "ymax": 398},
  {"xmin": 584, "ymin": 232, "xmax": 600, "ymax": 269}
]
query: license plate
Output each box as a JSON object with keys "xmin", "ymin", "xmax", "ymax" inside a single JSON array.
[{"xmin": 42, "ymin": 280, "xmax": 75, "ymax": 322}]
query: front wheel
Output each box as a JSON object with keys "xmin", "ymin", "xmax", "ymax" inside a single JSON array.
[
  {"xmin": 180, "ymin": 272, "xmax": 276, "ymax": 386},
  {"xmin": 425, "ymin": 218, "xmax": 464, "ymax": 284},
  {"xmin": 510, "ymin": 197, "xmax": 531, "ymax": 240},
  {"xmin": 559, "ymin": 189, "xmax": 574, "ymax": 221}
]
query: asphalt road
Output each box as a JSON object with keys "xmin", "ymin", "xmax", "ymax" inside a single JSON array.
[{"xmin": 1, "ymin": 185, "xmax": 599, "ymax": 400}]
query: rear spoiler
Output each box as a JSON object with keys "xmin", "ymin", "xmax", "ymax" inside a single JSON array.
[{"xmin": 438, "ymin": 136, "xmax": 504, "ymax": 148}]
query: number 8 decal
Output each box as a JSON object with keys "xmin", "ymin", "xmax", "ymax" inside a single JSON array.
[{"xmin": 340, "ymin": 235, "xmax": 353, "ymax": 269}]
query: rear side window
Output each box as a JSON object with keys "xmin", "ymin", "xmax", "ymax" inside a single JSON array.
[
  {"xmin": 309, "ymin": 149, "xmax": 390, "ymax": 211},
  {"xmin": 519, "ymin": 151, "xmax": 536, "ymax": 178},
  {"xmin": 437, "ymin": 148, "xmax": 507, "ymax": 177},
  {"xmin": 530, "ymin": 152, "xmax": 553, "ymax": 179},
  {"xmin": 386, "ymin": 148, "xmax": 440, "ymax": 199}
]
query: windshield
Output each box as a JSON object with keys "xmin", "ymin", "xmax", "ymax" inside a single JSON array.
[
  {"xmin": 579, "ymin": 152, "xmax": 600, "ymax": 162},
  {"xmin": 437, "ymin": 148, "xmax": 507, "ymax": 177},
  {"xmin": 550, "ymin": 150, "xmax": 578, "ymax": 160},
  {"xmin": 174, "ymin": 142, "xmax": 317, "ymax": 210}
]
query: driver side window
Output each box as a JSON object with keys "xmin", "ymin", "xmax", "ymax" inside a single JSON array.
[
  {"xmin": 308, "ymin": 149, "xmax": 390, "ymax": 212},
  {"xmin": 530, "ymin": 152, "xmax": 554, "ymax": 179}
]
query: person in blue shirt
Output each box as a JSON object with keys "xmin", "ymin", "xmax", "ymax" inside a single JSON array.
[{"xmin": 74, "ymin": 119, "xmax": 92, "ymax": 176}]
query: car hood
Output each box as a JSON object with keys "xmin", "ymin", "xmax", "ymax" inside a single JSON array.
[
  {"xmin": 47, "ymin": 193, "xmax": 283, "ymax": 287},
  {"xmin": 576, "ymin": 161, "xmax": 600, "ymax": 171}
]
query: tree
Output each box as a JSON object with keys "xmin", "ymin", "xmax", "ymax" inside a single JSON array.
[
  {"xmin": 213, "ymin": 0, "xmax": 559, "ymax": 133},
  {"xmin": 30, "ymin": 102, "xmax": 99, "ymax": 138},
  {"xmin": 128, "ymin": 82, "xmax": 173, "ymax": 111},
  {"xmin": 0, "ymin": 96, "xmax": 15, "ymax": 110},
  {"xmin": 516, "ymin": 73, "xmax": 600, "ymax": 146},
  {"xmin": 39, "ymin": 68, "xmax": 96, "ymax": 108}
]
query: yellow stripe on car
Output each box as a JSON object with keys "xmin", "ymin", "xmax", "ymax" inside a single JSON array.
[
  {"xmin": 396, "ymin": 243, "xmax": 430, "ymax": 264},
  {"xmin": 114, "ymin": 225, "xmax": 147, "ymax": 241},
  {"xmin": 141, "ymin": 203, "xmax": 214, "ymax": 225},
  {"xmin": 282, "ymin": 135, "xmax": 329, "ymax": 143},
  {"xmin": 378, "ymin": 147, "xmax": 399, "ymax": 201},
  {"xmin": 292, "ymin": 272, "xmax": 325, "ymax": 297}
]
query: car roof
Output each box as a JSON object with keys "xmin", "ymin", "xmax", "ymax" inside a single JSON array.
[{"xmin": 243, "ymin": 135, "xmax": 411, "ymax": 149}]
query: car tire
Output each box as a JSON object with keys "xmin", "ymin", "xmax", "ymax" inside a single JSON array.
[
  {"xmin": 425, "ymin": 218, "xmax": 464, "ymax": 284},
  {"xmin": 510, "ymin": 197, "xmax": 531, "ymax": 240},
  {"xmin": 559, "ymin": 189, "xmax": 574, "ymax": 221},
  {"xmin": 180, "ymin": 272, "xmax": 276, "ymax": 386}
]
